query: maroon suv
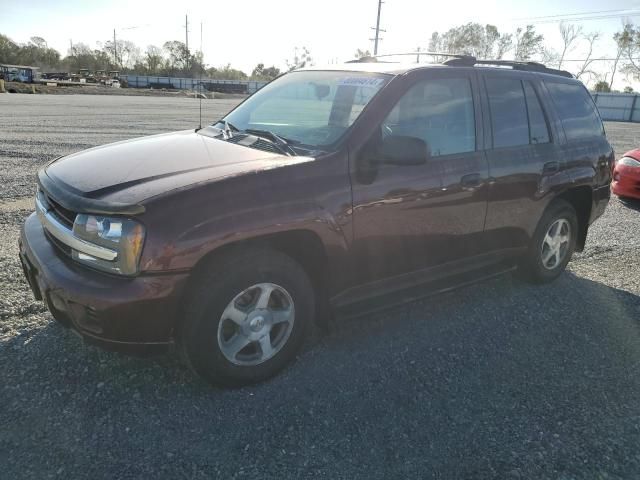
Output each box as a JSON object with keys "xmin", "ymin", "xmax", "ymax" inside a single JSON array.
[{"xmin": 19, "ymin": 57, "xmax": 614, "ymax": 386}]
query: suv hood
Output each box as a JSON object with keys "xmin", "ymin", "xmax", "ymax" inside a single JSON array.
[{"xmin": 43, "ymin": 130, "xmax": 312, "ymax": 208}]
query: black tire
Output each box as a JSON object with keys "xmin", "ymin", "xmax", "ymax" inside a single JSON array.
[
  {"xmin": 178, "ymin": 247, "xmax": 315, "ymax": 387},
  {"xmin": 518, "ymin": 199, "xmax": 578, "ymax": 284}
]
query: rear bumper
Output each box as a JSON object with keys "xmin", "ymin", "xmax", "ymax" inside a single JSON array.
[{"xmin": 19, "ymin": 213, "xmax": 189, "ymax": 355}]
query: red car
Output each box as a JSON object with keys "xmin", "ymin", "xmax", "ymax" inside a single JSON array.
[{"xmin": 612, "ymin": 149, "xmax": 640, "ymax": 200}]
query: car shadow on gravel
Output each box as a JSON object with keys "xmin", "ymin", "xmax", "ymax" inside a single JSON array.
[
  {"xmin": 2, "ymin": 270, "xmax": 640, "ymax": 478},
  {"xmin": 3, "ymin": 269, "xmax": 639, "ymax": 393},
  {"xmin": 619, "ymin": 197, "xmax": 640, "ymax": 211}
]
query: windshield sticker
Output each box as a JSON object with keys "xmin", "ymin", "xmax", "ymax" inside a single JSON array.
[{"xmin": 338, "ymin": 77, "xmax": 386, "ymax": 88}]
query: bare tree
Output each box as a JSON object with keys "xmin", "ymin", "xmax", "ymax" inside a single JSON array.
[
  {"xmin": 286, "ymin": 46, "xmax": 313, "ymax": 71},
  {"xmin": 558, "ymin": 22, "xmax": 582, "ymax": 69},
  {"xmin": 575, "ymin": 32, "xmax": 600, "ymax": 81},
  {"xmin": 541, "ymin": 47, "xmax": 560, "ymax": 66},
  {"xmin": 514, "ymin": 25, "xmax": 544, "ymax": 61},
  {"xmin": 610, "ymin": 32, "xmax": 626, "ymax": 90}
]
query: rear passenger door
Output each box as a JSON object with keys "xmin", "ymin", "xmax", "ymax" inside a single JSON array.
[{"xmin": 480, "ymin": 73, "xmax": 564, "ymax": 252}]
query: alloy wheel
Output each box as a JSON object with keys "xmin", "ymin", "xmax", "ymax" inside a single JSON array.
[
  {"xmin": 217, "ymin": 283, "xmax": 295, "ymax": 366},
  {"xmin": 540, "ymin": 218, "xmax": 571, "ymax": 270}
]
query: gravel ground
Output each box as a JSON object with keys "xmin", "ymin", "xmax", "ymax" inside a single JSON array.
[{"xmin": 1, "ymin": 94, "xmax": 640, "ymax": 479}]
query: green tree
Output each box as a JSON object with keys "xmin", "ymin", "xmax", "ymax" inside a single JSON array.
[
  {"xmin": 594, "ymin": 81, "xmax": 611, "ymax": 92},
  {"xmin": 624, "ymin": 86, "xmax": 635, "ymax": 93},
  {"xmin": 427, "ymin": 23, "xmax": 512, "ymax": 59},
  {"xmin": 207, "ymin": 64, "xmax": 247, "ymax": 80},
  {"xmin": 144, "ymin": 45, "xmax": 164, "ymax": 74},
  {"xmin": 163, "ymin": 40, "xmax": 189, "ymax": 73},
  {"xmin": 355, "ymin": 48, "xmax": 372, "ymax": 59},
  {"xmin": 0, "ymin": 34, "xmax": 20, "ymax": 64},
  {"xmin": 250, "ymin": 63, "xmax": 280, "ymax": 80},
  {"xmin": 514, "ymin": 25, "xmax": 544, "ymax": 61},
  {"xmin": 613, "ymin": 24, "xmax": 640, "ymax": 82}
]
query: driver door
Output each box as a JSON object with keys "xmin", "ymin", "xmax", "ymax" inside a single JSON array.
[{"xmin": 350, "ymin": 70, "xmax": 489, "ymax": 285}]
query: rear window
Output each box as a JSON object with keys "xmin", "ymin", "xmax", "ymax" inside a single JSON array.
[
  {"xmin": 545, "ymin": 81, "xmax": 604, "ymax": 140},
  {"xmin": 523, "ymin": 82, "xmax": 550, "ymax": 144},
  {"xmin": 486, "ymin": 77, "xmax": 529, "ymax": 148}
]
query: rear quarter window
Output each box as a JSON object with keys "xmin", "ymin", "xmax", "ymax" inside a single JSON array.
[{"xmin": 545, "ymin": 81, "xmax": 604, "ymax": 140}]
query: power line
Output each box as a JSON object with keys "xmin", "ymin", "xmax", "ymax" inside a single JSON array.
[
  {"xmin": 513, "ymin": 8, "xmax": 640, "ymax": 22},
  {"xmin": 527, "ymin": 12, "xmax": 640, "ymax": 25},
  {"xmin": 561, "ymin": 57, "xmax": 640, "ymax": 62}
]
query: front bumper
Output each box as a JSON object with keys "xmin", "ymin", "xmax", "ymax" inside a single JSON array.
[{"xmin": 19, "ymin": 213, "xmax": 189, "ymax": 355}]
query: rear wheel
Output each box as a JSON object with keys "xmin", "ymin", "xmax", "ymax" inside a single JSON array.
[
  {"xmin": 518, "ymin": 199, "xmax": 578, "ymax": 284},
  {"xmin": 179, "ymin": 248, "xmax": 315, "ymax": 387}
]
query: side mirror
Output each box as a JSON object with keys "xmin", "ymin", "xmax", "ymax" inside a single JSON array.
[{"xmin": 380, "ymin": 135, "xmax": 429, "ymax": 166}]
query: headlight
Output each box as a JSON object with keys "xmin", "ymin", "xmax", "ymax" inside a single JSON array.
[
  {"xmin": 618, "ymin": 156, "xmax": 640, "ymax": 167},
  {"xmin": 72, "ymin": 214, "xmax": 145, "ymax": 275}
]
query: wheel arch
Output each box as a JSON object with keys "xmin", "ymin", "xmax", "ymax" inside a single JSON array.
[
  {"xmin": 554, "ymin": 186, "xmax": 593, "ymax": 252},
  {"xmin": 180, "ymin": 229, "xmax": 332, "ymax": 327}
]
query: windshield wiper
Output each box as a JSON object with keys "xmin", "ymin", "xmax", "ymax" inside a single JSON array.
[
  {"xmin": 221, "ymin": 120, "xmax": 238, "ymax": 139},
  {"xmin": 243, "ymin": 129, "xmax": 298, "ymax": 156},
  {"xmin": 211, "ymin": 121, "xmax": 298, "ymax": 156}
]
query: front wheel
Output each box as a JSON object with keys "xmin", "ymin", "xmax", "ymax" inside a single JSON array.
[
  {"xmin": 179, "ymin": 248, "xmax": 315, "ymax": 387},
  {"xmin": 518, "ymin": 199, "xmax": 578, "ymax": 284}
]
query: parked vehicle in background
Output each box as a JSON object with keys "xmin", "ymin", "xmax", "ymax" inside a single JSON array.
[
  {"xmin": 19, "ymin": 55, "xmax": 614, "ymax": 386},
  {"xmin": 0, "ymin": 64, "xmax": 40, "ymax": 83},
  {"xmin": 612, "ymin": 149, "xmax": 640, "ymax": 200}
]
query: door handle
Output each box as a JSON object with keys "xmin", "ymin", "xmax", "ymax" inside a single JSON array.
[
  {"xmin": 542, "ymin": 161, "xmax": 560, "ymax": 174},
  {"xmin": 460, "ymin": 173, "xmax": 483, "ymax": 189}
]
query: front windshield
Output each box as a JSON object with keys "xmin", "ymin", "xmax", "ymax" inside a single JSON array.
[{"xmin": 219, "ymin": 70, "xmax": 391, "ymax": 149}]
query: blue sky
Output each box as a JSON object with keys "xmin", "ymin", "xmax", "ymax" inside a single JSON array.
[{"xmin": 1, "ymin": 0, "xmax": 639, "ymax": 87}]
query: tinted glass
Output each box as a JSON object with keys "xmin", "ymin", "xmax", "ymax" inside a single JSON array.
[
  {"xmin": 382, "ymin": 77, "xmax": 475, "ymax": 157},
  {"xmin": 546, "ymin": 82, "xmax": 604, "ymax": 140},
  {"xmin": 486, "ymin": 77, "xmax": 529, "ymax": 148},
  {"xmin": 523, "ymin": 81, "xmax": 550, "ymax": 144}
]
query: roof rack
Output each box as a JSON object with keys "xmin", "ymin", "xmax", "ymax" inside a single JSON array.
[
  {"xmin": 348, "ymin": 52, "xmax": 573, "ymax": 78},
  {"xmin": 347, "ymin": 52, "xmax": 475, "ymax": 64},
  {"xmin": 444, "ymin": 57, "xmax": 574, "ymax": 78}
]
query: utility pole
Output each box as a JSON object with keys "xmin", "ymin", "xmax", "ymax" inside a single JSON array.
[
  {"xmin": 370, "ymin": 0, "xmax": 385, "ymax": 55},
  {"xmin": 113, "ymin": 29, "xmax": 117, "ymax": 67},
  {"xmin": 185, "ymin": 14, "xmax": 189, "ymax": 71}
]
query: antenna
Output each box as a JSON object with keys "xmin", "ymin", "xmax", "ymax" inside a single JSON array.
[{"xmin": 198, "ymin": 20, "xmax": 203, "ymax": 130}]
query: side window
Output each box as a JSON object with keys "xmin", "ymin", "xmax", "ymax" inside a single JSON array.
[
  {"xmin": 545, "ymin": 81, "xmax": 604, "ymax": 140},
  {"xmin": 523, "ymin": 81, "xmax": 550, "ymax": 144},
  {"xmin": 485, "ymin": 77, "xmax": 529, "ymax": 148},
  {"xmin": 382, "ymin": 77, "xmax": 476, "ymax": 157}
]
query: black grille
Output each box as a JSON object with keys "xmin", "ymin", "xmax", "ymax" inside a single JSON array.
[
  {"xmin": 226, "ymin": 134, "xmax": 283, "ymax": 155},
  {"xmin": 44, "ymin": 230, "xmax": 72, "ymax": 256},
  {"xmin": 46, "ymin": 194, "xmax": 76, "ymax": 228}
]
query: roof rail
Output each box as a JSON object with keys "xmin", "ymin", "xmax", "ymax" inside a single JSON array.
[
  {"xmin": 443, "ymin": 57, "xmax": 574, "ymax": 78},
  {"xmin": 347, "ymin": 52, "xmax": 574, "ymax": 78},
  {"xmin": 372, "ymin": 52, "xmax": 476, "ymax": 62}
]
